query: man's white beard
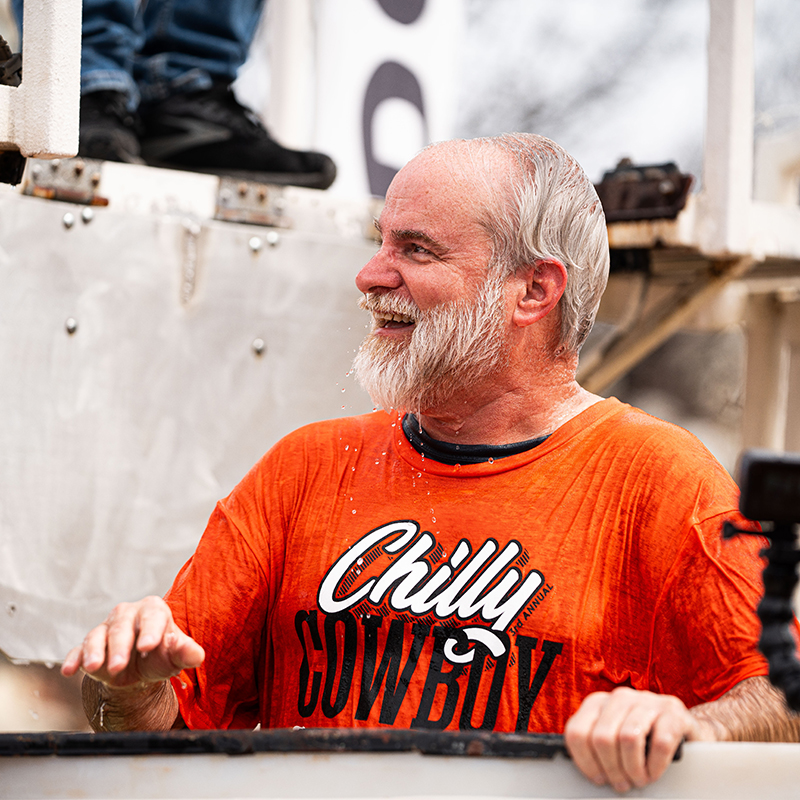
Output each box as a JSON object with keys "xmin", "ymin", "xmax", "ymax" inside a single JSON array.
[{"xmin": 353, "ymin": 271, "xmax": 509, "ymax": 415}]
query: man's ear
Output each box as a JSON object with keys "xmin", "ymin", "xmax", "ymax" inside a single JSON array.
[{"xmin": 511, "ymin": 258, "xmax": 568, "ymax": 328}]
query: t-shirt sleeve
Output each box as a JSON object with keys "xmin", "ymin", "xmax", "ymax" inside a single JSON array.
[
  {"xmin": 649, "ymin": 508, "xmax": 771, "ymax": 706},
  {"xmin": 165, "ymin": 488, "xmax": 271, "ymax": 730}
]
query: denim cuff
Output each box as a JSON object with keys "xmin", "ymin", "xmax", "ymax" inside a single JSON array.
[
  {"xmin": 136, "ymin": 59, "xmax": 213, "ymax": 105},
  {"xmin": 81, "ymin": 70, "xmax": 140, "ymax": 111}
]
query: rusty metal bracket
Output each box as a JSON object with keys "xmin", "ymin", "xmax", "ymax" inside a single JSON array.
[
  {"xmin": 214, "ymin": 177, "xmax": 292, "ymax": 227},
  {"xmin": 578, "ymin": 255, "xmax": 758, "ymax": 394},
  {"xmin": 22, "ymin": 157, "xmax": 109, "ymax": 205}
]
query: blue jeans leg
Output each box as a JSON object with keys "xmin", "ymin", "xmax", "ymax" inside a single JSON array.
[
  {"xmin": 135, "ymin": 0, "xmax": 265, "ymax": 103},
  {"xmin": 11, "ymin": 0, "xmax": 264, "ymax": 108},
  {"xmin": 12, "ymin": 0, "xmax": 141, "ymax": 107}
]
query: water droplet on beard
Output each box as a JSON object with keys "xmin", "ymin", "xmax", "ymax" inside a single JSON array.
[
  {"xmin": 352, "ymin": 509, "xmax": 357, "ymax": 514},
  {"xmin": 341, "ymin": 388, "xmax": 346, "ymax": 393},
  {"xmin": 454, "ymin": 464, "xmax": 462, "ymax": 470},
  {"xmin": 345, "ymin": 445, "xmax": 349, "ymax": 451},
  {"xmin": 488, "ymin": 457, "xmax": 494, "ymax": 464}
]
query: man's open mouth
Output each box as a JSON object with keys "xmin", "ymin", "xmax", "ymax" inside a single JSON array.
[{"xmin": 373, "ymin": 311, "xmax": 415, "ymax": 330}]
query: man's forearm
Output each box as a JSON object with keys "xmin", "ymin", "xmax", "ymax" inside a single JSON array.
[
  {"xmin": 690, "ymin": 676, "xmax": 800, "ymax": 741},
  {"xmin": 82, "ymin": 674, "xmax": 181, "ymax": 732}
]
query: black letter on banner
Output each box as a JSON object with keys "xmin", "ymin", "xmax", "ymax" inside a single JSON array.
[
  {"xmin": 321, "ymin": 611, "xmax": 358, "ymax": 718},
  {"xmin": 411, "ymin": 627, "xmax": 465, "ymax": 729},
  {"xmin": 376, "ymin": 0, "xmax": 425, "ymax": 24},
  {"xmin": 295, "ymin": 610, "xmax": 323, "ymax": 717},
  {"xmin": 459, "ymin": 632, "xmax": 510, "ymax": 731},
  {"xmin": 362, "ymin": 61, "xmax": 428, "ymax": 198},
  {"xmin": 357, "ymin": 617, "xmax": 429, "ymax": 724},
  {"xmin": 515, "ymin": 637, "xmax": 564, "ymax": 732}
]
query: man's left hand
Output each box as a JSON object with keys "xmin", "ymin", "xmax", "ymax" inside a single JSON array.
[{"xmin": 563, "ymin": 687, "xmax": 715, "ymax": 792}]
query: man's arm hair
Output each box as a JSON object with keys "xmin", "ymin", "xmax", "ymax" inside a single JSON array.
[
  {"xmin": 82, "ymin": 674, "xmax": 182, "ymax": 732},
  {"xmin": 691, "ymin": 676, "xmax": 800, "ymax": 741}
]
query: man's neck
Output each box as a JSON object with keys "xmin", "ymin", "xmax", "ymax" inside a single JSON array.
[{"xmin": 414, "ymin": 376, "xmax": 603, "ymax": 446}]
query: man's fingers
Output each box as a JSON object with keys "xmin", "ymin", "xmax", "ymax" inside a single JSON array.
[
  {"xmin": 105, "ymin": 603, "xmax": 141, "ymax": 675},
  {"xmin": 135, "ymin": 596, "xmax": 175, "ymax": 654},
  {"xmin": 564, "ymin": 692, "xmax": 607, "ymax": 786},
  {"xmin": 60, "ymin": 645, "xmax": 83, "ymax": 677},
  {"xmin": 566, "ymin": 689, "xmax": 692, "ymax": 792},
  {"xmin": 643, "ymin": 702, "xmax": 688, "ymax": 784},
  {"xmin": 64, "ymin": 596, "xmax": 191, "ymax": 687},
  {"xmin": 80, "ymin": 622, "xmax": 111, "ymax": 674},
  {"xmin": 165, "ymin": 628, "xmax": 205, "ymax": 670},
  {"xmin": 579, "ymin": 689, "xmax": 645, "ymax": 792},
  {"xmin": 617, "ymin": 707, "xmax": 661, "ymax": 788}
]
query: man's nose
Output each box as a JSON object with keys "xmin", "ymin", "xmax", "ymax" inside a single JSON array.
[{"xmin": 355, "ymin": 250, "xmax": 403, "ymax": 294}]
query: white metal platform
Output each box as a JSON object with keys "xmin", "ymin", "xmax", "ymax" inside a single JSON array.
[{"xmin": 3, "ymin": 741, "xmax": 800, "ymax": 800}]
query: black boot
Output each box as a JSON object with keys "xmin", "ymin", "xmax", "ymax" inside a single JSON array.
[
  {"xmin": 139, "ymin": 83, "xmax": 336, "ymax": 189},
  {"xmin": 78, "ymin": 91, "xmax": 144, "ymax": 164}
]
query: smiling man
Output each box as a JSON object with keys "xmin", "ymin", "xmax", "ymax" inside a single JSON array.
[{"xmin": 63, "ymin": 134, "xmax": 799, "ymax": 793}]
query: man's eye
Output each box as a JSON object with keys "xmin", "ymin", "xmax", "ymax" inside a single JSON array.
[{"xmin": 410, "ymin": 244, "xmax": 430, "ymax": 255}]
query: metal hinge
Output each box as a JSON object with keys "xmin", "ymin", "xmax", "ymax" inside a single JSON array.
[
  {"xmin": 22, "ymin": 157, "xmax": 109, "ymax": 205},
  {"xmin": 214, "ymin": 177, "xmax": 291, "ymax": 228}
]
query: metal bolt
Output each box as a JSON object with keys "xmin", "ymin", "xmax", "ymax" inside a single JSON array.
[
  {"xmin": 219, "ymin": 188, "xmax": 232, "ymax": 206},
  {"xmin": 249, "ymin": 236, "xmax": 263, "ymax": 252},
  {"xmin": 65, "ymin": 318, "xmax": 78, "ymax": 335},
  {"xmin": 252, "ymin": 338, "xmax": 265, "ymax": 356},
  {"xmin": 90, "ymin": 172, "xmax": 101, "ymax": 187},
  {"xmin": 238, "ymin": 181, "xmax": 249, "ymax": 197},
  {"xmin": 62, "ymin": 212, "xmax": 75, "ymax": 229},
  {"xmin": 257, "ymin": 187, "xmax": 267, "ymax": 202},
  {"xmin": 184, "ymin": 219, "xmax": 201, "ymax": 237},
  {"xmin": 266, "ymin": 230, "xmax": 280, "ymax": 247},
  {"xmin": 50, "ymin": 159, "xmax": 60, "ymax": 171},
  {"xmin": 74, "ymin": 159, "xmax": 85, "ymax": 176},
  {"xmin": 31, "ymin": 164, "xmax": 42, "ymax": 179},
  {"xmin": 81, "ymin": 207, "xmax": 94, "ymax": 224}
]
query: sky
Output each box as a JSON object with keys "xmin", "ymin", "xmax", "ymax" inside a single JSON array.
[{"xmin": 454, "ymin": 0, "xmax": 800, "ymax": 185}]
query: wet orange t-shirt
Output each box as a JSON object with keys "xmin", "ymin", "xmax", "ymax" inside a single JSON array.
[{"xmin": 166, "ymin": 398, "xmax": 767, "ymax": 733}]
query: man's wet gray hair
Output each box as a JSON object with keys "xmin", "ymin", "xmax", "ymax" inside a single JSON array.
[{"xmin": 462, "ymin": 133, "xmax": 610, "ymax": 356}]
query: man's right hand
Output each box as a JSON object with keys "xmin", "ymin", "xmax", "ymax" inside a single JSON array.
[{"xmin": 61, "ymin": 595, "xmax": 205, "ymax": 688}]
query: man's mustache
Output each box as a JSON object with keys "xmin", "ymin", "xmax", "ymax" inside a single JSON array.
[{"xmin": 359, "ymin": 293, "xmax": 421, "ymax": 320}]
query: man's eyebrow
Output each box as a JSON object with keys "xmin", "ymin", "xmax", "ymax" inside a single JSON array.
[{"xmin": 373, "ymin": 220, "xmax": 449, "ymax": 252}]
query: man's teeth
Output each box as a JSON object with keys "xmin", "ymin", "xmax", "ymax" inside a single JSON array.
[{"xmin": 375, "ymin": 311, "xmax": 414, "ymax": 325}]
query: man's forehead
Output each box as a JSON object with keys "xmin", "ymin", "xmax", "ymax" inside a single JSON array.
[
  {"xmin": 380, "ymin": 141, "xmax": 508, "ymax": 232},
  {"xmin": 403, "ymin": 139, "xmax": 510, "ymax": 188}
]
